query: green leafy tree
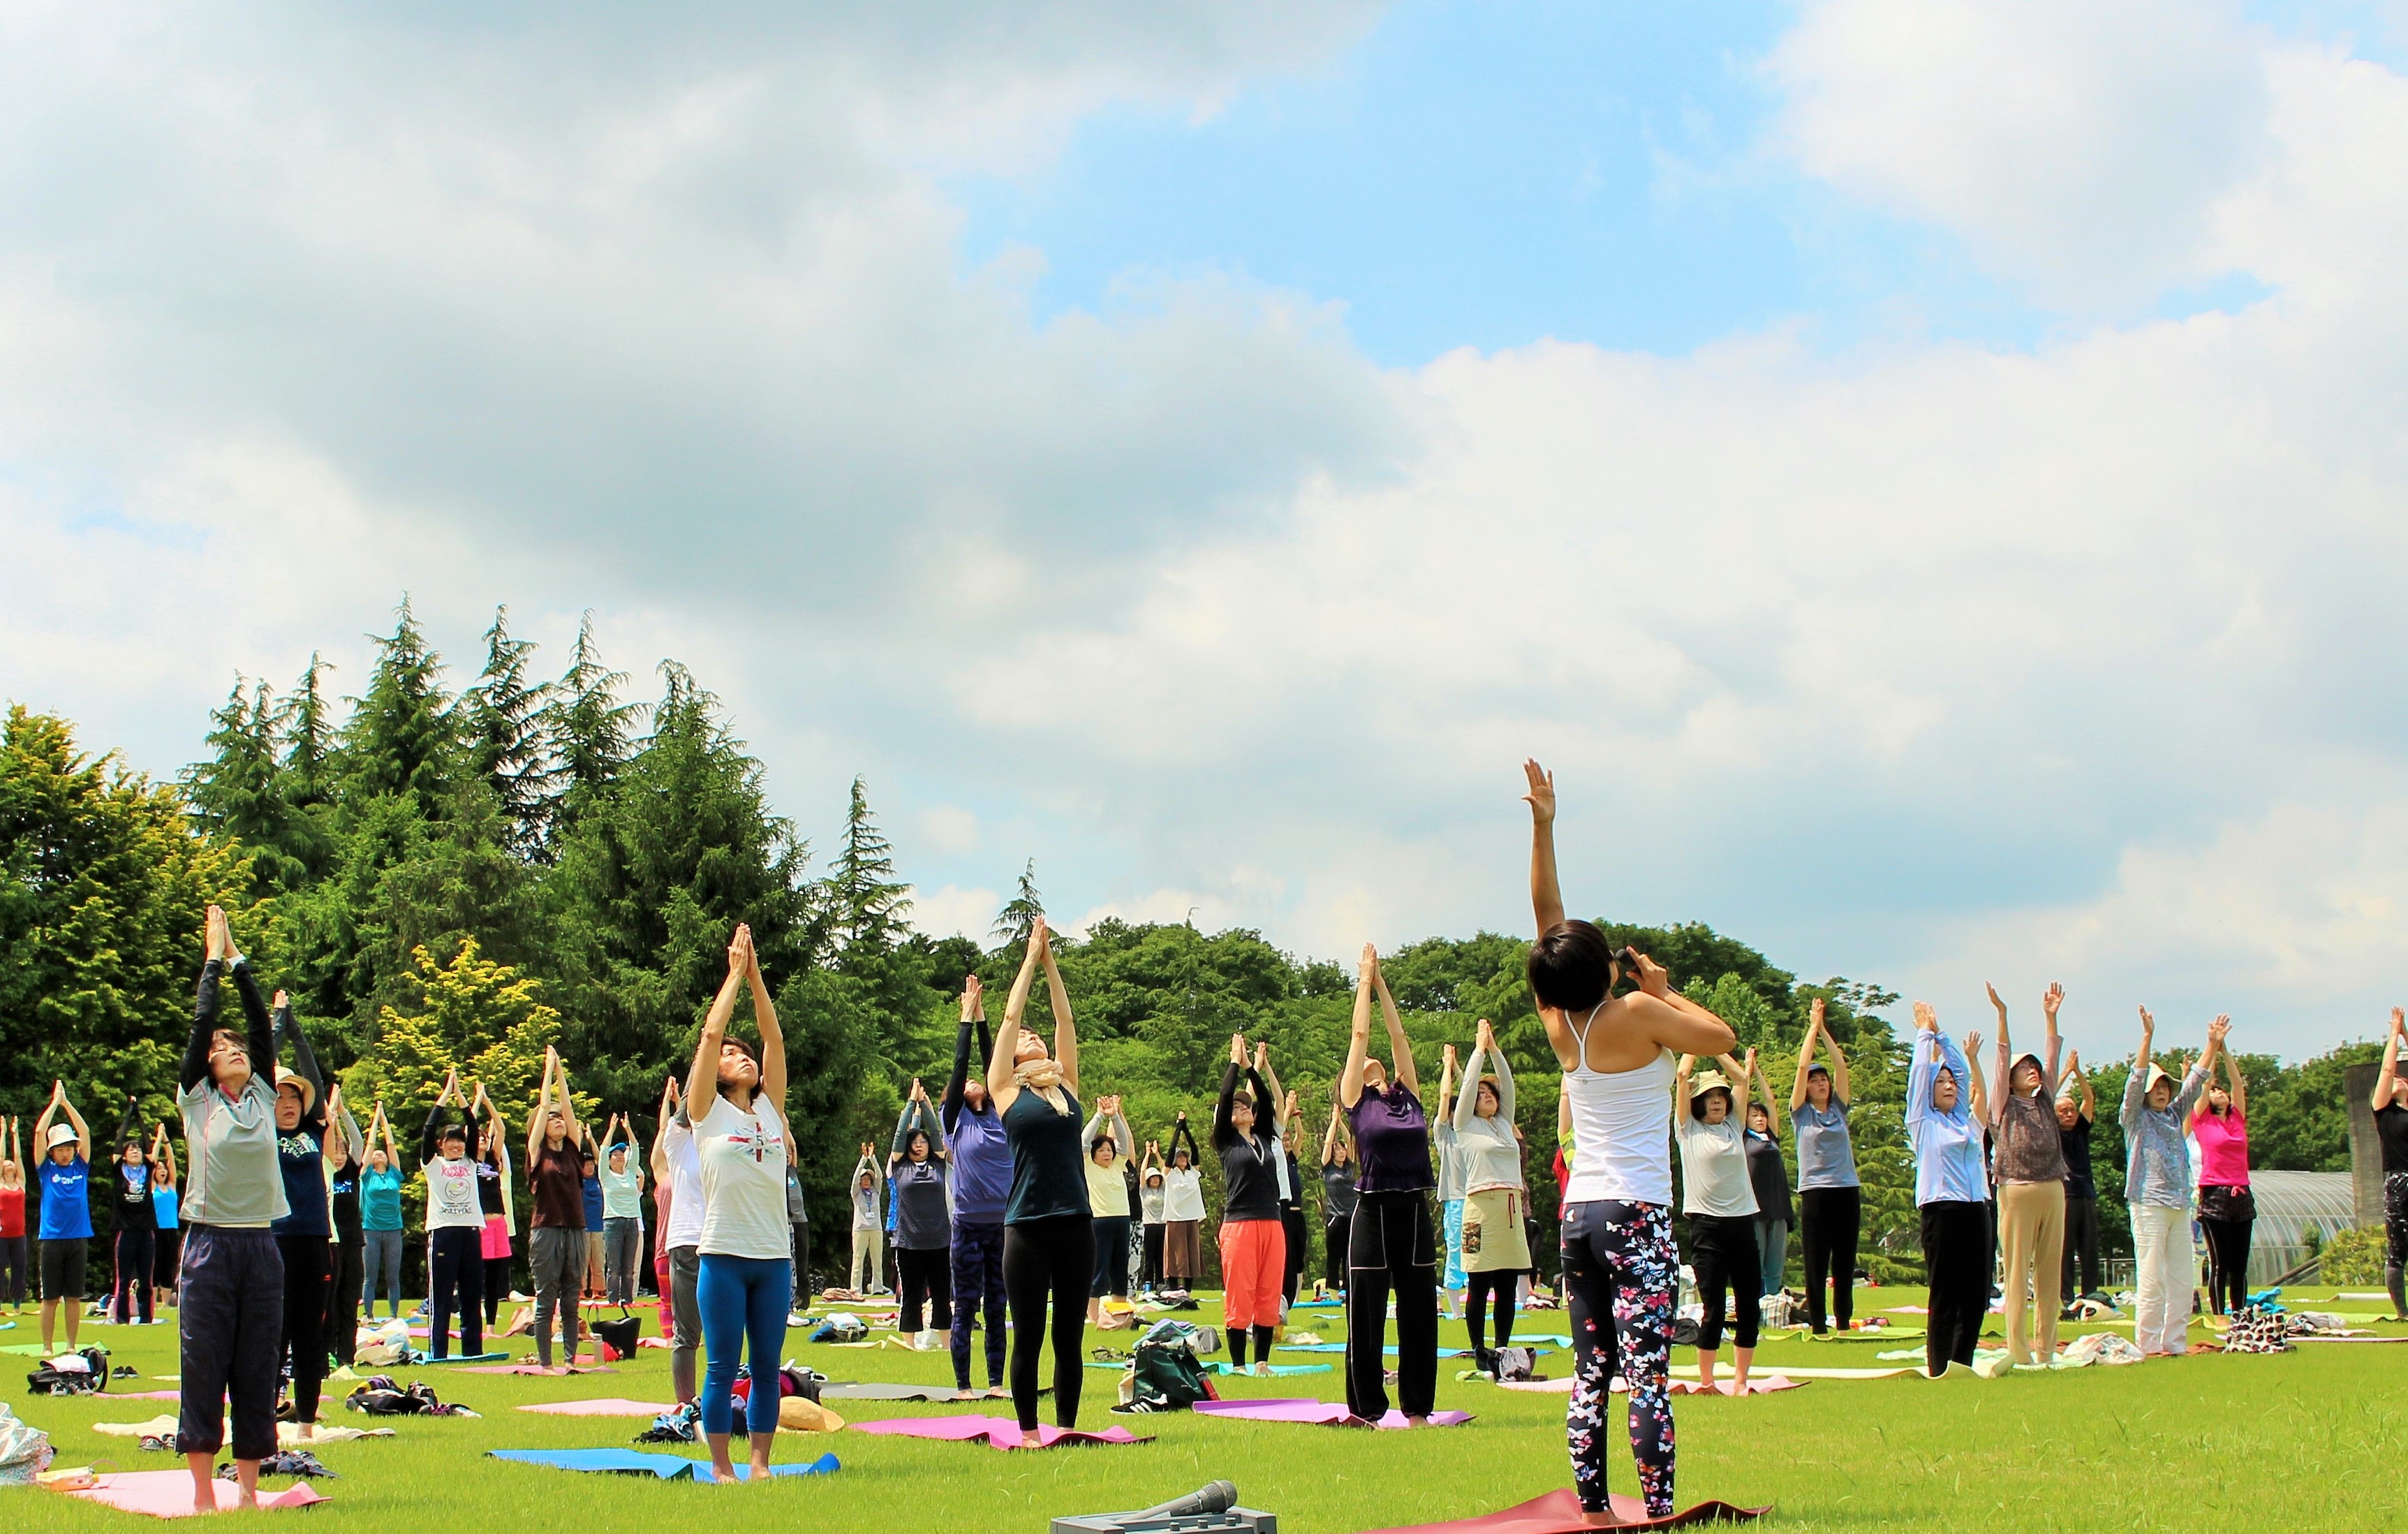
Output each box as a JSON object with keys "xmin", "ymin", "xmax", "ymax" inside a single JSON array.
[
  {"xmin": 0, "ymin": 706, "xmax": 254, "ymax": 1126},
  {"xmin": 340, "ymin": 938, "xmax": 588, "ymax": 1128}
]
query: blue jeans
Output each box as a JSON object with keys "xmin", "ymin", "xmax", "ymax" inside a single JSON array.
[
  {"xmin": 1755, "ymin": 1216, "xmax": 1787, "ymax": 1299},
  {"xmin": 363, "ymin": 1229, "xmax": 404, "ymax": 1318},
  {"xmin": 698, "ymin": 1253, "xmax": 791, "ymax": 1438}
]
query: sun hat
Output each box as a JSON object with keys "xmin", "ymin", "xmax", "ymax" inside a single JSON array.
[
  {"xmin": 44, "ymin": 1123, "xmax": 77, "ymax": 1151},
  {"xmin": 274, "ymin": 1068, "xmax": 316, "ymax": 1115}
]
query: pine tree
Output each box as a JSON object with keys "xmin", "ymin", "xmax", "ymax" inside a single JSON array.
[
  {"xmin": 182, "ymin": 677, "xmax": 297, "ymax": 899},
  {"xmin": 339, "ymin": 598, "xmax": 458, "ymax": 816},
  {"xmin": 459, "ymin": 607, "xmax": 558, "ymax": 858},
  {"xmin": 547, "ymin": 612, "xmax": 642, "ymax": 832},
  {"xmin": 278, "ymin": 654, "xmax": 339, "ymax": 884},
  {"xmin": 827, "ymin": 776, "xmax": 910, "ymax": 954},
  {"xmin": 991, "ymin": 858, "xmax": 1044, "ymax": 947}
]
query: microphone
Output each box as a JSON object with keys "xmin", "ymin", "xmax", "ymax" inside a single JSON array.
[{"xmin": 1136, "ymin": 1482, "xmax": 1239, "ymax": 1521}]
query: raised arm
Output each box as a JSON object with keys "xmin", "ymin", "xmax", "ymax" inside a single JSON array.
[
  {"xmin": 1752, "ymin": 1055, "xmax": 1780, "ymax": 1133},
  {"xmin": 1960, "ymin": 1030, "xmax": 1988, "ymax": 1124},
  {"xmin": 987, "ymin": 921, "xmax": 1048, "ymax": 1113},
  {"xmin": 746, "ymin": 934, "xmax": 786, "ymax": 1117},
  {"xmin": 529, "ymin": 1049, "xmax": 557, "ymax": 1163},
  {"xmin": 1039, "ymin": 924, "xmax": 1077, "ymax": 1096},
  {"xmin": 1905, "ymin": 1003, "xmax": 1940, "ymax": 1133},
  {"xmin": 157, "ymin": 1123, "xmax": 179, "ymax": 1182},
  {"xmin": 180, "ymin": 909, "xmax": 230, "ymax": 1092},
  {"xmin": 1674, "ymin": 1053, "xmax": 1696, "ymax": 1121},
  {"xmin": 332, "ymin": 1089, "xmax": 364, "ymax": 1167},
  {"xmin": 1822, "ymin": 1006, "xmax": 1852, "ymax": 1105},
  {"xmin": 1375, "ymin": 963, "xmax": 1417, "ymax": 1093},
  {"xmin": 2219, "ymin": 1019, "xmax": 2245, "ymax": 1119},
  {"xmin": 2377, "ymin": 1009, "xmax": 2405, "ymax": 1114},
  {"xmin": 1625, "ymin": 954, "xmax": 1739, "ymax": 1058},
  {"xmin": 1489, "ymin": 1024, "xmax": 1516, "ymax": 1121},
  {"xmin": 57, "ymin": 1089, "xmax": 91, "ymax": 1162},
  {"xmin": 1340, "ymin": 945, "xmax": 1374, "ymax": 1109},
  {"xmin": 1170, "ymin": 1115, "xmax": 1199, "ymax": 1165},
  {"xmin": 1523, "ymin": 760, "xmax": 1564, "ymax": 935},
  {"xmin": 1986, "ymin": 982, "xmax": 2011, "ymax": 1126},
  {"xmin": 686, "ymin": 928, "xmax": 751, "ymax": 1121},
  {"xmin": 2068, "ymin": 1052, "xmax": 2095, "ymax": 1120},
  {"xmin": 2040, "ymin": 982, "xmax": 2064, "ymax": 1099},
  {"xmin": 1253, "ymin": 1044, "xmax": 1285, "ymax": 1144},
  {"xmin": 1323, "ymin": 1102, "xmax": 1345, "ymax": 1165},
  {"xmin": 1213, "ymin": 1039, "xmax": 1245, "ymax": 1146},
  {"xmin": 1791, "ymin": 1001, "xmax": 1821, "ymax": 1112},
  {"xmin": 943, "ymin": 976, "xmax": 984, "ymax": 1132},
  {"xmin": 649, "ymin": 1077, "xmax": 677, "ymax": 1184},
  {"xmin": 1556, "ymin": 1074, "xmax": 1572, "ymax": 1149},
  {"xmin": 1109, "ymin": 1098, "xmax": 1134, "ymax": 1159}
]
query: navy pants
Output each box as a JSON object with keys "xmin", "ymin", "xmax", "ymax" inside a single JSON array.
[
  {"xmin": 428, "ymin": 1225, "xmax": 485, "ymax": 1359},
  {"xmin": 179, "ymin": 1227, "xmax": 283, "ymax": 1461},
  {"xmin": 950, "ymin": 1219, "xmax": 1006, "ymax": 1390},
  {"xmin": 698, "ymin": 1254, "xmax": 790, "ymax": 1438}
]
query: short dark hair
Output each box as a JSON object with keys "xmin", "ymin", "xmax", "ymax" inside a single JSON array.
[
  {"xmin": 438, "ymin": 1121, "xmax": 468, "ymax": 1144},
  {"xmin": 1526, "ymin": 920, "xmax": 1614, "ymax": 1012},
  {"xmin": 1689, "ymin": 1086, "xmax": 1731, "ymax": 1121}
]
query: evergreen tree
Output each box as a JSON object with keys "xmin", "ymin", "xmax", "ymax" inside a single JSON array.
[
  {"xmin": 338, "ymin": 598, "xmax": 458, "ymax": 816},
  {"xmin": 827, "ymin": 776, "xmax": 910, "ymax": 954},
  {"xmin": 181, "ymin": 677, "xmax": 296, "ymax": 900},
  {"xmin": 548, "ymin": 612, "xmax": 642, "ymax": 830},
  {"xmin": 991, "ymin": 858, "xmax": 1044, "ymax": 947},
  {"xmin": 459, "ymin": 607, "xmax": 558, "ymax": 859},
  {"xmin": 277, "ymin": 654, "xmax": 340, "ymax": 885}
]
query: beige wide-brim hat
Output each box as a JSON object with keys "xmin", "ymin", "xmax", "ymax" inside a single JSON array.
[
  {"xmin": 1687, "ymin": 1070, "xmax": 1733, "ymax": 1102},
  {"xmin": 44, "ymin": 1123, "xmax": 77, "ymax": 1151},
  {"xmin": 274, "ymin": 1069, "xmax": 316, "ymax": 1115}
]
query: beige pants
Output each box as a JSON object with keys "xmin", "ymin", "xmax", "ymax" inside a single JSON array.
[{"xmin": 1998, "ymin": 1180, "xmax": 2065, "ymax": 1366}]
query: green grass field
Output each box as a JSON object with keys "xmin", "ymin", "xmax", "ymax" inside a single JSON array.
[{"xmin": 8, "ymin": 1286, "xmax": 2403, "ymax": 1531}]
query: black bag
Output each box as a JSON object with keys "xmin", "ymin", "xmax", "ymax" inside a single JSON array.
[{"xmin": 593, "ymin": 1308, "xmax": 642, "ymax": 1360}]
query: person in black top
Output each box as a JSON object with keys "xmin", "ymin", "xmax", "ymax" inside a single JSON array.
[
  {"xmin": 987, "ymin": 917, "xmax": 1091, "ymax": 1433},
  {"xmin": 2374, "ymin": 1008, "xmax": 2408, "ymax": 1320},
  {"xmin": 1742, "ymin": 1080, "xmax": 1791, "ymax": 1304},
  {"xmin": 270, "ymin": 995, "xmax": 333, "ymax": 1436},
  {"xmin": 2056, "ymin": 1052, "xmax": 2102, "ymax": 1304},
  {"xmin": 322, "ymin": 1091, "xmax": 366, "ymax": 1368},
  {"xmin": 1213, "ymin": 1035, "xmax": 1287, "ymax": 1373},
  {"xmin": 1276, "ymin": 1089, "xmax": 1308, "ymax": 1311},
  {"xmin": 110, "ymin": 1096, "xmax": 159, "ymax": 1326}
]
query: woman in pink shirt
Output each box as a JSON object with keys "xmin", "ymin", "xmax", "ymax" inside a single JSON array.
[{"xmin": 2190, "ymin": 1017, "xmax": 2254, "ymax": 1317}]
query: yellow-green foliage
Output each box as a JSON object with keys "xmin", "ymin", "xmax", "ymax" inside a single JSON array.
[{"xmin": 342, "ymin": 938, "xmax": 596, "ymax": 1128}]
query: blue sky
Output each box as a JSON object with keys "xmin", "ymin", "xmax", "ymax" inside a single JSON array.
[{"xmin": 6, "ymin": 1, "xmax": 2408, "ymax": 1057}]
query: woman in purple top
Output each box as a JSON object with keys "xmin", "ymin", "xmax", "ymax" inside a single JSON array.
[{"xmin": 1338, "ymin": 943, "xmax": 1438, "ymax": 1423}]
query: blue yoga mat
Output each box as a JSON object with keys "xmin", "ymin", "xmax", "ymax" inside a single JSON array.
[{"xmin": 489, "ymin": 1448, "xmax": 841, "ymax": 1480}]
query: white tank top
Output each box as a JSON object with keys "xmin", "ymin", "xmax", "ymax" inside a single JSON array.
[{"xmin": 1561, "ymin": 1005, "xmax": 1676, "ymax": 1207}]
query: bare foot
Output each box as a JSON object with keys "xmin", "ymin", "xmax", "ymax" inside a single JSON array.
[{"xmin": 1576, "ymin": 1510, "xmax": 1630, "ymax": 1526}]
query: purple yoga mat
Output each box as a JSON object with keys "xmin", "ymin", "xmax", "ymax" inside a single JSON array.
[
  {"xmin": 848, "ymin": 1414, "xmax": 1151, "ymax": 1450},
  {"xmin": 1355, "ymin": 1487, "xmax": 1766, "ymax": 1533},
  {"xmin": 1192, "ymin": 1398, "xmax": 1473, "ymax": 1429}
]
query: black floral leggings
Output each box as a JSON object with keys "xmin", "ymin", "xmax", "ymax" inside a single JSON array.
[{"xmin": 1562, "ymin": 1200, "xmax": 1676, "ymax": 1518}]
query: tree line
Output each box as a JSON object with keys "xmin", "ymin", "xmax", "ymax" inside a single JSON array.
[{"xmin": 0, "ymin": 600, "xmax": 2382, "ymax": 1283}]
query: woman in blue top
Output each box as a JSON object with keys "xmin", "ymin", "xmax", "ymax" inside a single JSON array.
[
  {"xmin": 151, "ymin": 1127, "xmax": 182, "ymax": 1317},
  {"xmin": 1788, "ymin": 998, "xmax": 1861, "ymax": 1335},
  {"xmin": 360, "ymin": 1105, "xmax": 406, "ymax": 1320},
  {"xmin": 32, "ymin": 1080, "xmax": 93, "ymax": 1352},
  {"xmin": 1905, "ymin": 1002, "xmax": 1989, "ymax": 1377},
  {"xmin": 987, "ymin": 916, "xmax": 1091, "ymax": 1434},
  {"xmin": 269, "ymin": 994, "xmax": 333, "ymax": 1434}
]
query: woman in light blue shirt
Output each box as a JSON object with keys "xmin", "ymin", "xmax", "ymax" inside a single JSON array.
[
  {"xmin": 1906, "ymin": 1003, "xmax": 1988, "ymax": 1378},
  {"xmin": 2122, "ymin": 1006, "xmax": 2209, "ymax": 1356}
]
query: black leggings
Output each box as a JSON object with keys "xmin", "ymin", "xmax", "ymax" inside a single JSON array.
[
  {"xmin": 1003, "ymin": 1214, "xmax": 1093, "ymax": 1431},
  {"xmin": 115, "ymin": 1228, "xmax": 156, "ymax": 1324},
  {"xmin": 484, "ymin": 1255, "xmax": 510, "ymax": 1325},
  {"xmin": 2385, "ymin": 1174, "xmax": 2408, "ymax": 1317},
  {"xmin": 1347, "ymin": 1190, "xmax": 1438, "ymax": 1419},
  {"xmin": 1798, "ymin": 1185, "xmax": 1860, "ymax": 1332},
  {"xmin": 277, "ymin": 1234, "xmax": 330, "ymax": 1423},
  {"xmin": 897, "ymin": 1245, "xmax": 954, "ymax": 1332},
  {"xmin": 1325, "ymin": 1214, "xmax": 1351, "ymax": 1290},
  {"xmin": 2061, "ymin": 1194, "xmax": 2102, "ymax": 1298},
  {"xmin": 325, "ymin": 1241, "xmax": 364, "ymax": 1365},
  {"xmin": 1465, "ymin": 1268, "xmax": 1517, "ymax": 1354},
  {"xmin": 1686, "ymin": 1214, "xmax": 1760, "ymax": 1352},
  {"xmin": 2201, "ymin": 1215, "xmax": 2254, "ymax": 1315},
  {"xmin": 0, "ymin": 1234, "xmax": 24, "ymax": 1305},
  {"xmin": 1282, "ymin": 1207, "xmax": 1307, "ymax": 1306}
]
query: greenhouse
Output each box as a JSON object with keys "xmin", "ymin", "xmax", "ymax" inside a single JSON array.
[{"xmin": 2247, "ymin": 1170, "xmax": 2361, "ymax": 1286}]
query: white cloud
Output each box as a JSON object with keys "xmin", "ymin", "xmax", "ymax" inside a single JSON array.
[
  {"xmin": 1767, "ymin": 0, "xmax": 2273, "ymax": 309},
  {"xmin": 920, "ymin": 806, "xmax": 982, "ymax": 856},
  {"xmin": 911, "ymin": 885, "xmax": 1005, "ymax": 943}
]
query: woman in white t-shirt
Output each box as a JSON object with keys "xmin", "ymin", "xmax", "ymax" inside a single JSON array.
[
  {"xmin": 1675, "ymin": 1049, "xmax": 1762, "ymax": 1395},
  {"xmin": 685, "ymin": 924, "xmax": 791, "ymax": 1484}
]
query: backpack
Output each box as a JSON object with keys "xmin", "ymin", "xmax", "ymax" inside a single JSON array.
[
  {"xmin": 1118, "ymin": 1319, "xmax": 1216, "ymax": 1413},
  {"xmin": 592, "ymin": 1308, "xmax": 642, "ymax": 1360}
]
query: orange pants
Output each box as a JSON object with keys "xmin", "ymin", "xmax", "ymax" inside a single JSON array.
[{"xmin": 1218, "ymin": 1218, "xmax": 1287, "ymax": 1332}]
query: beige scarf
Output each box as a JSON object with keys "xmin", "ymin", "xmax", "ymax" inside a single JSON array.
[{"xmin": 1013, "ymin": 1056, "xmax": 1070, "ymax": 1116}]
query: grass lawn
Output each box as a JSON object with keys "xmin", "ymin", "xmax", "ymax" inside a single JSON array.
[{"xmin": 6, "ymin": 1284, "xmax": 2402, "ymax": 1531}]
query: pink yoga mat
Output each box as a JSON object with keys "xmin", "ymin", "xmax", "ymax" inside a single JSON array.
[
  {"xmin": 1355, "ymin": 1487, "xmax": 1766, "ymax": 1534},
  {"xmin": 455, "ymin": 1364, "xmax": 616, "ymax": 1376},
  {"xmin": 848, "ymin": 1414, "xmax": 1150, "ymax": 1450},
  {"xmin": 1192, "ymin": 1398, "xmax": 1474, "ymax": 1429},
  {"xmin": 112, "ymin": 1390, "xmax": 185, "ymax": 1401},
  {"xmin": 518, "ymin": 1398, "xmax": 678, "ymax": 1417},
  {"xmin": 1669, "ymin": 1377, "xmax": 1805, "ymax": 1396},
  {"xmin": 66, "ymin": 1470, "xmax": 330, "ymax": 1519}
]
